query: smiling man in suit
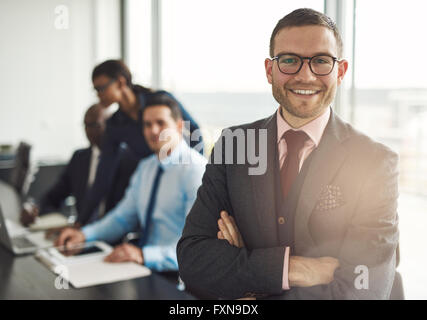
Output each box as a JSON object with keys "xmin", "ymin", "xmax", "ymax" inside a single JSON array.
[{"xmin": 177, "ymin": 8, "xmax": 399, "ymax": 299}]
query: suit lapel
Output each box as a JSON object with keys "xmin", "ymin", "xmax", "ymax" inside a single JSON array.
[
  {"xmin": 250, "ymin": 113, "xmax": 280, "ymax": 245},
  {"xmin": 294, "ymin": 111, "xmax": 350, "ymax": 252},
  {"xmin": 79, "ymin": 148, "xmax": 92, "ymax": 196}
]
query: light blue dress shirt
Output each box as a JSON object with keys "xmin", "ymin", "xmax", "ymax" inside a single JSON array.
[{"xmin": 82, "ymin": 140, "xmax": 207, "ymax": 271}]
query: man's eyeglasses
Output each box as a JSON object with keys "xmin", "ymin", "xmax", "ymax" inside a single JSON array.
[
  {"xmin": 94, "ymin": 78, "xmax": 116, "ymax": 93},
  {"xmin": 271, "ymin": 53, "xmax": 340, "ymax": 76}
]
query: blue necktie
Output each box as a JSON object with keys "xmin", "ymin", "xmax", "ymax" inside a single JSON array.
[{"xmin": 139, "ymin": 165, "xmax": 164, "ymax": 247}]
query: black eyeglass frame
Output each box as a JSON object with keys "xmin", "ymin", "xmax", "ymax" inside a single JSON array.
[
  {"xmin": 271, "ymin": 53, "xmax": 340, "ymax": 76},
  {"xmin": 94, "ymin": 78, "xmax": 117, "ymax": 93}
]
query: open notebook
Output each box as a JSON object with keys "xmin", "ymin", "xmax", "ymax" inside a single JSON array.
[{"xmin": 35, "ymin": 241, "xmax": 151, "ymax": 288}]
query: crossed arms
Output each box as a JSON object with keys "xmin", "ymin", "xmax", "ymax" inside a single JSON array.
[
  {"xmin": 217, "ymin": 210, "xmax": 339, "ymax": 290},
  {"xmin": 177, "ymin": 138, "xmax": 399, "ymax": 299}
]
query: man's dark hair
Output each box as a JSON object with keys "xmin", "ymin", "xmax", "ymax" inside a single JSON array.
[
  {"xmin": 84, "ymin": 103, "xmax": 103, "ymax": 120},
  {"xmin": 92, "ymin": 59, "xmax": 133, "ymax": 86},
  {"xmin": 144, "ymin": 92, "xmax": 183, "ymax": 121},
  {"xmin": 270, "ymin": 8, "xmax": 343, "ymax": 58}
]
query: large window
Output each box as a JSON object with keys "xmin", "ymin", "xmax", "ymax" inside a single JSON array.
[
  {"xmin": 353, "ymin": 0, "xmax": 427, "ymax": 299},
  {"xmin": 162, "ymin": 0, "xmax": 324, "ymax": 126},
  {"xmin": 127, "ymin": 0, "xmax": 324, "ymax": 149},
  {"xmin": 125, "ymin": 0, "xmax": 152, "ymax": 87},
  {"xmin": 353, "ymin": 1, "xmax": 427, "ymax": 196}
]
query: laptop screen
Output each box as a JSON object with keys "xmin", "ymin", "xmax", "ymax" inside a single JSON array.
[{"xmin": 9, "ymin": 142, "xmax": 31, "ymax": 196}]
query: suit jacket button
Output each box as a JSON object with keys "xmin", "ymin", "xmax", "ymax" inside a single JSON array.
[{"xmin": 278, "ymin": 217, "xmax": 285, "ymax": 224}]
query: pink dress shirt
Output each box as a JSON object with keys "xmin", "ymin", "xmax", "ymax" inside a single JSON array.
[{"xmin": 277, "ymin": 106, "xmax": 331, "ymax": 290}]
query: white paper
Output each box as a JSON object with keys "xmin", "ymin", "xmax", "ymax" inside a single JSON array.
[
  {"xmin": 64, "ymin": 259, "xmax": 151, "ymax": 288},
  {"xmin": 29, "ymin": 213, "xmax": 69, "ymax": 231},
  {"xmin": 36, "ymin": 241, "xmax": 151, "ymax": 288}
]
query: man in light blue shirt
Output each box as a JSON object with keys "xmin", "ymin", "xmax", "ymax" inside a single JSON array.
[{"xmin": 56, "ymin": 93, "xmax": 207, "ymax": 271}]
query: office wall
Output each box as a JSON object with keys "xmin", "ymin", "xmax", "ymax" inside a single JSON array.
[{"xmin": 0, "ymin": 0, "xmax": 121, "ymax": 162}]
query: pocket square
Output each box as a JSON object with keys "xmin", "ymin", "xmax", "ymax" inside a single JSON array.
[{"xmin": 314, "ymin": 185, "xmax": 345, "ymax": 212}]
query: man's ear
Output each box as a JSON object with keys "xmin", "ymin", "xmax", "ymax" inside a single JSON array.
[
  {"xmin": 337, "ymin": 59, "xmax": 349, "ymax": 86},
  {"xmin": 265, "ymin": 58, "xmax": 273, "ymax": 84},
  {"xmin": 176, "ymin": 118, "xmax": 184, "ymax": 133}
]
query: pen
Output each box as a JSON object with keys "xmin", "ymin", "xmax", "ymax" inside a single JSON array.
[{"xmin": 64, "ymin": 238, "xmax": 69, "ymax": 253}]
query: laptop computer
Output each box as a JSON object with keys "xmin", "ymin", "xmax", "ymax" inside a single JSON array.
[
  {"xmin": 9, "ymin": 141, "xmax": 32, "ymax": 195},
  {"xmin": 0, "ymin": 204, "xmax": 53, "ymax": 255}
]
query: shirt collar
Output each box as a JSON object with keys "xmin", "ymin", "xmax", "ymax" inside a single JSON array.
[{"xmin": 276, "ymin": 106, "xmax": 331, "ymax": 147}]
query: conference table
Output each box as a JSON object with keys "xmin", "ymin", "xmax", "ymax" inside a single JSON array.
[
  {"xmin": 0, "ymin": 245, "xmax": 195, "ymax": 300},
  {"xmin": 0, "ymin": 177, "xmax": 196, "ymax": 300}
]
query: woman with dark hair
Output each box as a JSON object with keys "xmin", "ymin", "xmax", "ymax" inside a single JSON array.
[{"xmin": 79, "ymin": 59, "xmax": 203, "ymax": 226}]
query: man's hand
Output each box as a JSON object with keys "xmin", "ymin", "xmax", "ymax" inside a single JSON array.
[
  {"xmin": 20, "ymin": 202, "xmax": 39, "ymax": 226},
  {"xmin": 54, "ymin": 227, "xmax": 85, "ymax": 248},
  {"xmin": 217, "ymin": 211, "xmax": 340, "ymax": 288},
  {"xmin": 217, "ymin": 211, "xmax": 339, "ymax": 287},
  {"xmin": 217, "ymin": 210, "xmax": 245, "ymax": 248},
  {"xmin": 104, "ymin": 243, "xmax": 144, "ymax": 264},
  {"xmin": 289, "ymin": 256, "xmax": 340, "ymax": 287}
]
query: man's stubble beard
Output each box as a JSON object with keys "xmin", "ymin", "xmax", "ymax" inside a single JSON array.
[{"xmin": 272, "ymin": 81, "xmax": 336, "ymax": 120}]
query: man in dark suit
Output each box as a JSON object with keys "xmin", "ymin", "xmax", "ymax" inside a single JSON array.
[
  {"xmin": 177, "ymin": 8, "xmax": 399, "ymax": 299},
  {"xmin": 20, "ymin": 104, "xmax": 138, "ymax": 227}
]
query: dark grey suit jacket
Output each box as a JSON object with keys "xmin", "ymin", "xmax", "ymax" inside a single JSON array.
[
  {"xmin": 177, "ymin": 110, "xmax": 399, "ymax": 299},
  {"xmin": 39, "ymin": 147, "xmax": 138, "ymax": 225}
]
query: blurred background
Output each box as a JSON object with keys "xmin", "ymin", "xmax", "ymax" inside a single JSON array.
[{"xmin": 1, "ymin": 0, "xmax": 426, "ymax": 299}]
